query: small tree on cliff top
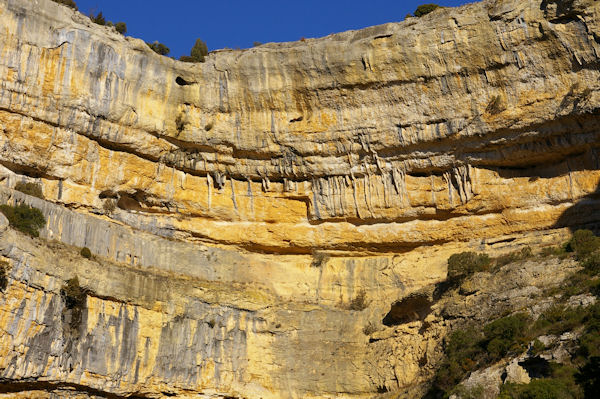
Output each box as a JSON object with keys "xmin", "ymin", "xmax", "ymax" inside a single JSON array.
[
  {"xmin": 414, "ymin": 4, "xmax": 441, "ymax": 17},
  {"xmin": 51, "ymin": 0, "xmax": 78, "ymax": 10},
  {"xmin": 180, "ymin": 39, "xmax": 208, "ymax": 63},
  {"xmin": 114, "ymin": 22, "xmax": 127, "ymax": 35},
  {"xmin": 147, "ymin": 41, "xmax": 170, "ymax": 56},
  {"xmin": 89, "ymin": 11, "xmax": 106, "ymax": 25}
]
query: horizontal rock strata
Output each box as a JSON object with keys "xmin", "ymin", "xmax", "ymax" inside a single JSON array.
[{"xmin": 1, "ymin": 0, "xmax": 600, "ymax": 397}]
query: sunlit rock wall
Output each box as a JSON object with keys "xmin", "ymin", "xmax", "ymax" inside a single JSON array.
[{"xmin": 1, "ymin": 0, "xmax": 600, "ymax": 397}]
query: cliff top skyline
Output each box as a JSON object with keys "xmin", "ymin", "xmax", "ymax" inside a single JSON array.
[{"xmin": 73, "ymin": 0, "xmax": 471, "ymax": 58}]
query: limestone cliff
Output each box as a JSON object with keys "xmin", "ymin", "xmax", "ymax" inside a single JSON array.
[{"xmin": 0, "ymin": 0, "xmax": 600, "ymax": 397}]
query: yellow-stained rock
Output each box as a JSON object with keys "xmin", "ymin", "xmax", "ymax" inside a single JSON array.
[{"xmin": 1, "ymin": 0, "xmax": 600, "ymax": 397}]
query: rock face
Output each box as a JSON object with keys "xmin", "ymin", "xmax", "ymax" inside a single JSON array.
[{"xmin": 0, "ymin": 0, "xmax": 600, "ymax": 397}]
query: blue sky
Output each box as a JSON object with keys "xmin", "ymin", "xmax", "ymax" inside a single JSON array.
[{"xmin": 73, "ymin": 0, "xmax": 472, "ymax": 58}]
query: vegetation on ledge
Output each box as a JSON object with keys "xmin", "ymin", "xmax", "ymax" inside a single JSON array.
[
  {"xmin": 180, "ymin": 39, "xmax": 208, "ymax": 63},
  {"xmin": 61, "ymin": 276, "xmax": 88, "ymax": 331},
  {"xmin": 51, "ymin": 0, "xmax": 77, "ymax": 10},
  {"xmin": 0, "ymin": 260, "xmax": 8, "ymax": 292},
  {"xmin": 427, "ymin": 229, "xmax": 600, "ymax": 399},
  {"xmin": 14, "ymin": 182, "xmax": 44, "ymax": 199},
  {"xmin": 147, "ymin": 41, "xmax": 170, "ymax": 56},
  {"xmin": 0, "ymin": 203, "xmax": 46, "ymax": 237},
  {"xmin": 406, "ymin": 3, "xmax": 441, "ymax": 19}
]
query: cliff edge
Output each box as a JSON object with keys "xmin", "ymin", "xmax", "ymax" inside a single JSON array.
[{"xmin": 0, "ymin": 0, "xmax": 600, "ymax": 397}]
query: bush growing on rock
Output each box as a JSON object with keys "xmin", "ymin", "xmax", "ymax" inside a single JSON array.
[
  {"xmin": 51, "ymin": 0, "xmax": 77, "ymax": 10},
  {"xmin": 180, "ymin": 39, "xmax": 208, "ymax": 63},
  {"xmin": 89, "ymin": 11, "xmax": 106, "ymax": 26},
  {"xmin": 14, "ymin": 182, "xmax": 44, "ymax": 199},
  {"xmin": 576, "ymin": 357, "xmax": 600, "ymax": 398},
  {"xmin": 431, "ymin": 327, "xmax": 485, "ymax": 393},
  {"xmin": 0, "ymin": 204, "xmax": 46, "ymax": 237},
  {"xmin": 576, "ymin": 302, "xmax": 600, "ymax": 359},
  {"xmin": 498, "ymin": 379, "xmax": 576, "ymax": 399},
  {"xmin": 61, "ymin": 276, "xmax": 86, "ymax": 310},
  {"xmin": 191, "ymin": 39, "xmax": 208, "ymax": 62},
  {"xmin": 414, "ymin": 4, "xmax": 441, "ymax": 17},
  {"xmin": 114, "ymin": 22, "xmax": 127, "ymax": 35},
  {"xmin": 534, "ymin": 304, "xmax": 587, "ymax": 336},
  {"xmin": 582, "ymin": 252, "xmax": 600, "ymax": 274},
  {"xmin": 447, "ymin": 252, "xmax": 490, "ymax": 281},
  {"xmin": 61, "ymin": 276, "xmax": 87, "ymax": 331},
  {"xmin": 80, "ymin": 247, "xmax": 92, "ymax": 259},
  {"xmin": 84, "ymin": 9, "xmax": 126, "ymax": 35},
  {"xmin": 567, "ymin": 229, "xmax": 600, "ymax": 258},
  {"xmin": 495, "ymin": 246, "xmax": 533, "ymax": 267},
  {"xmin": 0, "ymin": 261, "xmax": 8, "ymax": 292},
  {"xmin": 147, "ymin": 41, "xmax": 170, "ymax": 56},
  {"xmin": 430, "ymin": 259, "xmax": 600, "ymax": 397},
  {"xmin": 484, "ymin": 313, "xmax": 530, "ymax": 360}
]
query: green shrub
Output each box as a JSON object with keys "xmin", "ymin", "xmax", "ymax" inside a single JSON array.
[
  {"xmin": 180, "ymin": 39, "xmax": 208, "ymax": 63},
  {"xmin": 576, "ymin": 357, "xmax": 600, "ymax": 399},
  {"xmin": 530, "ymin": 339, "xmax": 546, "ymax": 356},
  {"xmin": 14, "ymin": 182, "xmax": 44, "ymax": 199},
  {"xmin": 61, "ymin": 276, "xmax": 86, "ymax": 309},
  {"xmin": 560, "ymin": 272, "xmax": 599, "ymax": 298},
  {"xmin": 80, "ymin": 247, "xmax": 92, "ymax": 259},
  {"xmin": 549, "ymin": 363, "xmax": 583, "ymax": 395},
  {"xmin": 499, "ymin": 379, "xmax": 576, "ymax": 399},
  {"xmin": 114, "ymin": 22, "xmax": 127, "ymax": 35},
  {"xmin": 61, "ymin": 276, "xmax": 87, "ymax": 331},
  {"xmin": 447, "ymin": 252, "xmax": 491, "ymax": 281},
  {"xmin": 582, "ymin": 252, "xmax": 600, "ymax": 275},
  {"xmin": 496, "ymin": 247, "xmax": 533, "ymax": 267},
  {"xmin": 0, "ymin": 261, "xmax": 8, "ymax": 292},
  {"xmin": 147, "ymin": 41, "xmax": 170, "ymax": 56},
  {"xmin": 0, "ymin": 204, "xmax": 46, "ymax": 237},
  {"xmin": 591, "ymin": 279, "xmax": 600, "ymax": 297},
  {"xmin": 89, "ymin": 11, "xmax": 106, "ymax": 25},
  {"xmin": 432, "ymin": 327, "xmax": 485, "ymax": 392},
  {"xmin": 534, "ymin": 304, "xmax": 587, "ymax": 336},
  {"xmin": 567, "ymin": 229, "xmax": 600, "ymax": 259},
  {"xmin": 414, "ymin": 4, "xmax": 441, "ymax": 17},
  {"xmin": 191, "ymin": 39, "xmax": 208, "ymax": 62},
  {"xmin": 431, "ymin": 305, "xmax": 596, "ymax": 396},
  {"xmin": 51, "ymin": 0, "xmax": 77, "ymax": 10},
  {"xmin": 484, "ymin": 313, "xmax": 530, "ymax": 360},
  {"xmin": 541, "ymin": 246, "xmax": 563, "ymax": 257},
  {"xmin": 577, "ymin": 303, "xmax": 600, "ymax": 359},
  {"xmin": 579, "ymin": 330, "xmax": 600, "ymax": 359}
]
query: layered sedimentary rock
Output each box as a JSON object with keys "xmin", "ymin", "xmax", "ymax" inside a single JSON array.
[{"xmin": 1, "ymin": 0, "xmax": 600, "ymax": 397}]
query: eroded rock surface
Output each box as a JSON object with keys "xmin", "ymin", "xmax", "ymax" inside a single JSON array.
[{"xmin": 1, "ymin": 0, "xmax": 600, "ymax": 397}]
